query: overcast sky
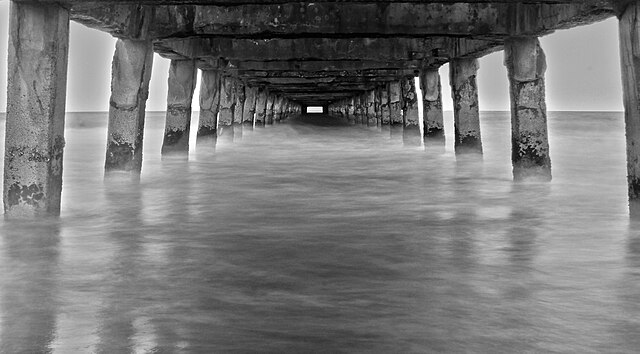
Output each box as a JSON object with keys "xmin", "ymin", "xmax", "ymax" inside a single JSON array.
[{"xmin": 0, "ymin": 3, "xmax": 624, "ymax": 112}]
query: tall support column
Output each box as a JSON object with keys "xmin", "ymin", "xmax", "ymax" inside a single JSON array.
[
  {"xmin": 367, "ymin": 90, "xmax": 377, "ymax": 127},
  {"xmin": 218, "ymin": 76, "xmax": 235, "ymax": 139},
  {"xmin": 233, "ymin": 80, "xmax": 245, "ymax": 137},
  {"xmin": 255, "ymin": 88, "xmax": 268, "ymax": 126},
  {"xmin": 265, "ymin": 94, "xmax": 275, "ymax": 125},
  {"xmin": 504, "ymin": 37, "xmax": 551, "ymax": 181},
  {"xmin": 197, "ymin": 70, "xmax": 220, "ymax": 143},
  {"xmin": 380, "ymin": 85, "xmax": 391, "ymax": 126},
  {"xmin": 354, "ymin": 96, "xmax": 362, "ymax": 124},
  {"xmin": 162, "ymin": 59, "xmax": 196, "ymax": 155},
  {"xmin": 401, "ymin": 76, "xmax": 421, "ymax": 145},
  {"xmin": 450, "ymin": 58, "xmax": 482, "ymax": 154},
  {"xmin": 3, "ymin": 3, "xmax": 69, "ymax": 217},
  {"xmin": 374, "ymin": 87, "xmax": 383, "ymax": 127},
  {"xmin": 242, "ymin": 86, "xmax": 257, "ymax": 128},
  {"xmin": 347, "ymin": 98, "xmax": 356, "ymax": 124},
  {"xmin": 420, "ymin": 69, "xmax": 445, "ymax": 140},
  {"xmin": 618, "ymin": 2, "xmax": 640, "ymax": 201},
  {"xmin": 274, "ymin": 96, "xmax": 284, "ymax": 122},
  {"xmin": 389, "ymin": 81, "xmax": 403, "ymax": 127},
  {"xmin": 105, "ymin": 39, "xmax": 154, "ymax": 172}
]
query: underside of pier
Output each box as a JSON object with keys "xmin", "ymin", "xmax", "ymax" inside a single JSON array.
[{"xmin": 7, "ymin": 0, "xmax": 640, "ymax": 216}]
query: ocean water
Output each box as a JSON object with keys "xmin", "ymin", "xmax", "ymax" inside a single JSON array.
[{"xmin": 1, "ymin": 111, "xmax": 639, "ymax": 353}]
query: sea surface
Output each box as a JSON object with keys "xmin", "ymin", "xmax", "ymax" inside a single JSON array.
[{"xmin": 1, "ymin": 111, "xmax": 639, "ymax": 353}]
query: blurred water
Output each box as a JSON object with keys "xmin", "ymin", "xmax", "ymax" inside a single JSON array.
[{"xmin": 1, "ymin": 111, "xmax": 640, "ymax": 353}]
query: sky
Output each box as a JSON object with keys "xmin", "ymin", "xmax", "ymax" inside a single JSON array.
[{"xmin": 0, "ymin": 2, "xmax": 624, "ymax": 112}]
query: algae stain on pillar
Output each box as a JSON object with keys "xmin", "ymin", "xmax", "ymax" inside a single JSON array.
[
  {"xmin": 4, "ymin": 3, "xmax": 69, "ymax": 217},
  {"xmin": 505, "ymin": 37, "xmax": 551, "ymax": 181}
]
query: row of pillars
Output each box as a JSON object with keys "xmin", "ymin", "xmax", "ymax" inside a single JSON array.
[
  {"xmin": 5, "ymin": 1, "xmax": 640, "ymax": 218},
  {"xmin": 160, "ymin": 59, "xmax": 301, "ymax": 156},
  {"xmin": 327, "ymin": 47, "xmax": 549, "ymax": 181}
]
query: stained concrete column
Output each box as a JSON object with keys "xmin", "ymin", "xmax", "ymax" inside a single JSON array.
[
  {"xmin": 274, "ymin": 96, "xmax": 284, "ymax": 122},
  {"xmin": 197, "ymin": 70, "xmax": 220, "ymax": 143},
  {"xmin": 374, "ymin": 87, "xmax": 383, "ymax": 127},
  {"xmin": 389, "ymin": 81, "xmax": 403, "ymax": 127},
  {"xmin": 162, "ymin": 59, "xmax": 197, "ymax": 155},
  {"xmin": 401, "ymin": 76, "xmax": 421, "ymax": 145},
  {"xmin": 3, "ymin": 3, "xmax": 69, "ymax": 217},
  {"xmin": 242, "ymin": 86, "xmax": 257, "ymax": 128},
  {"xmin": 218, "ymin": 76, "xmax": 235, "ymax": 139},
  {"xmin": 504, "ymin": 37, "xmax": 551, "ymax": 181},
  {"xmin": 367, "ymin": 90, "xmax": 377, "ymax": 127},
  {"xmin": 233, "ymin": 80, "xmax": 245, "ymax": 137},
  {"xmin": 255, "ymin": 88, "xmax": 268, "ymax": 126},
  {"xmin": 420, "ymin": 69, "xmax": 445, "ymax": 140},
  {"xmin": 353, "ymin": 96, "xmax": 362, "ymax": 124},
  {"xmin": 265, "ymin": 94, "xmax": 275, "ymax": 124},
  {"xmin": 347, "ymin": 98, "xmax": 356, "ymax": 124},
  {"xmin": 105, "ymin": 39, "xmax": 154, "ymax": 172},
  {"xmin": 618, "ymin": 2, "xmax": 640, "ymax": 201},
  {"xmin": 380, "ymin": 85, "xmax": 391, "ymax": 126},
  {"xmin": 450, "ymin": 58, "xmax": 482, "ymax": 154}
]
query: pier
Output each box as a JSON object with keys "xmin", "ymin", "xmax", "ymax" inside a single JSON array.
[{"xmin": 2, "ymin": 0, "xmax": 634, "ymax": 217}]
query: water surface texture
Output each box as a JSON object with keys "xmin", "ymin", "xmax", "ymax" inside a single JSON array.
[{"xmin": 1, "ymin": 111, "xmax": 640, "ymax": 353}]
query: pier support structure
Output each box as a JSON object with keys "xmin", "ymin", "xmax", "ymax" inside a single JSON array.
[
  {"xmin": 197, "ymin": 70, "xmax": 220, "ymax": 143},
  {"xmin": 255, "ymin": 88, "xmax": 268, "ymax": 126},
  {"xmin": 243, "ymin": 86, "xmax": 257, "ymax": 127},
  {"xmin": 450, "ymin": 58, "xmax": 482, "ymax": 154},
  {"xmin": 504, "ymin": 37, "xmax": 551, "ymax": 181},
  {"xmin": 389, "ymin": 81, "xmax": 403, "ymax": 128},
  {"xmin": 401, "ymin": 76, "xmax": 421, "ymax": 145},
  {"xmin": 161, "ymin": 59, "xmax": 197, "ymax": 155},
  {"xmin": 105, "ymin": 39, "xmax": 154, "ymax": 172},
  {"xmin": 3, "ymin": 3, "xmax": 69, "ymax": 217},
  {"xmin": 218, "ymin": 76, "xmax": 235, "ymax": 139},
  {"xmin": 420, "ymin": 69, "xmax": 445, "ymax": 140},
  {"xmin": 233, "ymin": 80, "xmax": 245, "ymax": 136}
]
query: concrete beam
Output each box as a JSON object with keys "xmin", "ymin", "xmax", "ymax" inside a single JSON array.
[
  {"xmin": 155, "ymin": 37, "xmax": 501, "ymax": 62},
  {"xmin": 505, "ymin": 37, "xmax": 551, "ymax": 181},
  {"xmin": 105, "ymin": 39, "xmax": 154, "ymax": 173},
  {"xmin": 4, "ymin": 3, "xmax": 69, "ymax": 217},
  {"xmin": 162, "ymin": 59, "xmax": 196, "ymax": 155},
  {"xmin": 222, "ymin": 60, "xmax": 425, "ymax": 72}
]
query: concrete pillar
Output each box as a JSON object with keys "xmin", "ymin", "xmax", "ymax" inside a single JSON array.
[
  {"xmin": 380, "ymin": 85, "xmax": 391, "ymax": 126},
  {"xmin": 3, "ymin": 3, "xmax": 69, "ymax": 217},
  {"xmin": 420, "ymin": 69, "xmax": 445, "ymax": 140},
  {"xmin": 388, "ymin": 81, "xmax": 403, "ymax": 127},
  {"xmin": 197, "ymin": 70, "xmax": 220, "ymax": 143},
  {"xmin": 618, "ymin": 2, "xmax": 640, "ymax": 200},
  {"xmin": 504, "ymin": 37, "xmax": 551, "ymax": 181},
  {"xmin": 161, "ymin": 59, "xmax": 196, "ymax": 155},
  {"xmin": 265, "ymin": 94, "xmax": 275, "ymax": 124},
  {"xmin": 105, "ymin": 39, "xmax": 154, "ymax": 172},
  {"xmin": 367, "ymin": 90, "xmax": 377, "ymax": 127},
  {"xmin": 218, "ymin": 76, "xmax": 235, "ymax": 139},
  {"xmin": 401, "ymin": 76, "xmax": 421, "ymax": 145},
  {"xmin": 274, "ymin": 96, "xmax": 284, "ymax": 122},
  {"xmin": 353, "ymin": 96, "xmax": 362, "ymax": 124},
  {"xmin": 242, "ymin": 86, "xmax": 257, "ymax": 128},
  {"xmin": 347, "ymin": 98, "xmax": 356, "ymax": 124},
  {"xmin": 375, "ymin": 87, "xmax": 383, "ymax": 127},
  {"xmin": 255, "ymin": 88, "xmax": 268, "ymax": 126},
  {"xmin": 450, "ymin": 58, "xmax": 482, "ymax": 154},
  {"xmin": 233, "ymin": 80, "xmax": 245, "ymax": 136}
]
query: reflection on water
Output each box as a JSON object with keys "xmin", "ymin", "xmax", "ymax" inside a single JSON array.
[{"xmin": 1, "ymin": 111, "xmax": 640, "ymax": 352}]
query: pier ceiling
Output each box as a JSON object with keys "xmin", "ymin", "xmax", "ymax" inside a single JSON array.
[{"xmin": 31, "ymin": 0, "xmax": 616, "ymax": 105}]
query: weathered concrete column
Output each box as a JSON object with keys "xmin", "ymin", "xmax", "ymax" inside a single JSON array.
[
  {"xmin": 218, "ymin": 76, "xmax": 235, "ymax": 139},
  {"xmin": 504, "ymin": 37, "xmax": 551, "ymax": 181},
  {"xmin": 105, "ymin": 39, "xmax": 154, "ymax": 172},
  {"xmin": 242, "ymin": 86, "xmax": 257, "ymax": 128},
  {"xmin": 3, "ymin": 3, "xmax": 69, "ymax": 217},
  {"xmin": 389, "ymin": 81, "xmax": 403, "ymax": 127},
  {"xmin": 618, "ymin": 2, "xmax": 640, "ymax": 201},
  {"xmin": 367, "ymin": 90, "xmax": 377, "ymax": 127},
  {"xmin": 265, "ymin": 93, "xmax": 275, "ymax": 124},
  {"xmin": 347, "ymin": 98, "xmax": 356, "ymax": 124},
  {"xmin": 233, "ymin": 80, "xmax": 245, "ymax": 137},
  {"xmin": 374, "ymin": 87, "xmax": 383, "ymax": 127},
  {"xmin": 274, "ymin": 96, "xmax": 284, "ymax": 122},
  {"xmin": 161, "ymin": 59, "xmax": 197, "ymax": 155},
  {"xmin": 255, "ymin": 88, "xmax": 268, "ymax": 126},
  {"xmin": 450, "ymin": 58, "xmax": 482, "ymax": 154},
  {"xmin": 353, "ymin": 96, "xmax": 362, "ymax": 124},
  {"xmin": 419, "ymin": 69, "xmax": 445, "ymax": 140},
  {"xmin": 380, "ymin": 85, "xmax": 391, "ymax": 126},
  {"xmin": 197, "ymin": 70, "xmax": 220, "ymax": 143},
  {"xmin": 401, "ymin": 76, "xmax": 421, "ymax": 145}
]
